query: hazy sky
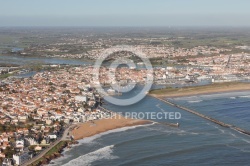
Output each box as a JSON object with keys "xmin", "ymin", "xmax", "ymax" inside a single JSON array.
[{"xmin": 1, "ymin": 0, "xmax": 250, "ymax": 27}]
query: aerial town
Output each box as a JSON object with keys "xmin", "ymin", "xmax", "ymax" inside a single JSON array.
[
  {"xmin": 0, "ymin": 67, "xmax": 116, "ymax": 165},
  {"xmin": 0, "ymin": 28, "xmax": 250, "ymax": 166},
  {"xmin": 1, "ymin": 59, "xmax": 249, "ymax": 165},
  {"xmin": 1, "ymin": 0, "xmax": 250, "ymax": 165}
]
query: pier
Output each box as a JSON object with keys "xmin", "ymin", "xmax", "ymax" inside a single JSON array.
[{"xmin": 150, "ymin": 95, "xmax": 250, "ymax": 136}]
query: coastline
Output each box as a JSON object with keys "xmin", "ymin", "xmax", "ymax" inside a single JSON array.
[
  {"xmin": 17, "ymin": 106, "xmax": 152, "ymax": 165},
  {"xmin": 37, "ymin": 85, "xmax": 250, "ymax": 165},
  {"xmin": 149, "ymin": 94, "xmax": 250, "ymax": 136},
  {"xmin": 149, "ymin": 82, "xmax": 250, "ymax": 98},
  {"xmin": 42, "ymin": 118, "xmax": 152, "ymax": 165},
  {"xmin": 27, "ymin": 82, "xmax": 250, "ymax": 165},
  {"xmin": 71, "ymin": 116, "xmax": 152, "ymax": 140},
  {"xmin": 27, "ymin": 116, "xmax": 152, "ymax": 166}
]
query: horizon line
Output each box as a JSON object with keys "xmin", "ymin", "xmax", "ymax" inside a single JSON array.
[{"xmin": 1, "ymin": 25, "xmax": 250, "ymax": 28}]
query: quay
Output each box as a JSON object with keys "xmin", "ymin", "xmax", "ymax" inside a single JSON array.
[{"xmin": 149, "ymin": 95, "xmax": 250, "ymax": 136}]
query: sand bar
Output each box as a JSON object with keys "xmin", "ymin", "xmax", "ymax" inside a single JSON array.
[{"xmin": 149, "ymin": 82, "xmax": 250, "ymax": 98}]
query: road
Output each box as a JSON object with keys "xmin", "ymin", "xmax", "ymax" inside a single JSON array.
[{"xmin": 22, "ymin": 126, "xmax": 72, "ymax": 166}]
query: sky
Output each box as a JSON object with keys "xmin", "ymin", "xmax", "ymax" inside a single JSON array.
[{"xmin": 0, "ymin": 0, "xmax": 250, "ymax": 27}]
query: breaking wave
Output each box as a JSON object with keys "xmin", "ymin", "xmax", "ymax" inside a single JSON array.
[
  {"xmin": 188, "ymin": 100, "xmax": 203, "ymax": 103},
  {"xmin": 62, "ymin": 145, "xmax": 118, "ymax": 166}
]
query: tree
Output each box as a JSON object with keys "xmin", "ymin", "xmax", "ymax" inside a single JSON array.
[
  {"xmin": 59, "ymin": 120, "xmax": 65, "ymax": 127},
  {"xmin": 3, "ymin": 146, "xmax": 15, "ymax": 158}
]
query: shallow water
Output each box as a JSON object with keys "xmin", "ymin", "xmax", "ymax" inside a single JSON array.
[{"xmin": 49, "ymin": 89, "xmax": 250, "ymax": 166}]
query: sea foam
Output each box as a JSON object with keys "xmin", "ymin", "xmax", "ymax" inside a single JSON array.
[
  {"xmin": 62, "ymin": 145, "xmax": 118, "ymax": 166},
  {"xmin": 188, "ymin": 100, "xmax": 203, "ymax": 103},
  {"xmin": 78, "ymin": 122, "xmax": 155, "ymax": 144},
  {"xmin": 48, "ymin": 123, "xmax": 155, "ymax": 166},
  {"xmin": 239, "ymin": 95, "xmax": 250, "ymax": 98}
]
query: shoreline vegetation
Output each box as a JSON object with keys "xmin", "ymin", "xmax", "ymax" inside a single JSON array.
[
  {"xmin": 28, "ymin": 140, "xmax": 79, "ymax": 166},
  {"xmin": 149, "ymin": 82, "xmax": 250, "ymax": 98},
  {"xmin": 29, "ymin": 141, "xmax": 70, "ymax": 166}
]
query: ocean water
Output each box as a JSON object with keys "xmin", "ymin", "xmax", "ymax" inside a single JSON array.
[{"xmin": 49, "ymin": 89, "xmax": 250, "ymax": 166}]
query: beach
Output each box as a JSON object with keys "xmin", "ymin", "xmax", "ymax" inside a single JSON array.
[
  {"xmin": 71, "ymin": 115, "xmax": 152, "ymax": 140},
  {"xmin": 149, "ymin": 82, "xmax": 250, "ymax": 98},
  {"xmin": 48, "ymin": 90, "xmax": 250, "ymax": 166}
]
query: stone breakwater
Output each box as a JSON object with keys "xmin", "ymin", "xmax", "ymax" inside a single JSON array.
[{"xmin": 149, "ymin": 95, "xmax": 250, "ymax": 136}]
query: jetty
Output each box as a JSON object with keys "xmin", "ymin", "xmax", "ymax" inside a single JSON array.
[
  {"xmin": 150, "ymin": 95, "xmax": 250, "ymax": 136},
  {"xmin": 160, "ymin": 122, "xmax": 180, "ymax": 128}
]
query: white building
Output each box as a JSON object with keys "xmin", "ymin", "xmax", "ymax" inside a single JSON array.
[
  {"xmin": 15, "ymin": 140, "xmax": 24, "ymax": 151},
  {"xmin": 75, "ymin": 96, "xmax": 87, "ymax": 102},
  {"xmin": 13, "ymin": 152, "xmax": 30, "ymax": 166},
  {"xmin": 48, "ymin": 134, "xmax": 57, "ymax": 140},
  {"xmin": 25, "ymin": 138, "xmax": 38, "ymax": 146},
  {"xmin": 2, "ymin": 158, "xmax": 14, "ymax": 166}
]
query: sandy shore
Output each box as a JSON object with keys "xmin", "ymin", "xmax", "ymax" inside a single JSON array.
[
  {"xmin": 71, "ymin": 115, "xmax": 152, "ymax": 140},
  {"xmin": 149, "ymin": 82, "xmax": 250, "ymax": 98}
]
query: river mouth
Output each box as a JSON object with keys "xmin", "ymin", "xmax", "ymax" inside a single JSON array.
[
  {"xmin": 48, "ymin": 90, "xmax": 250, "ymax": 166},
  {"xmin": 0, "ymin": 54, "xmax": 94, "ymax": 66}
]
